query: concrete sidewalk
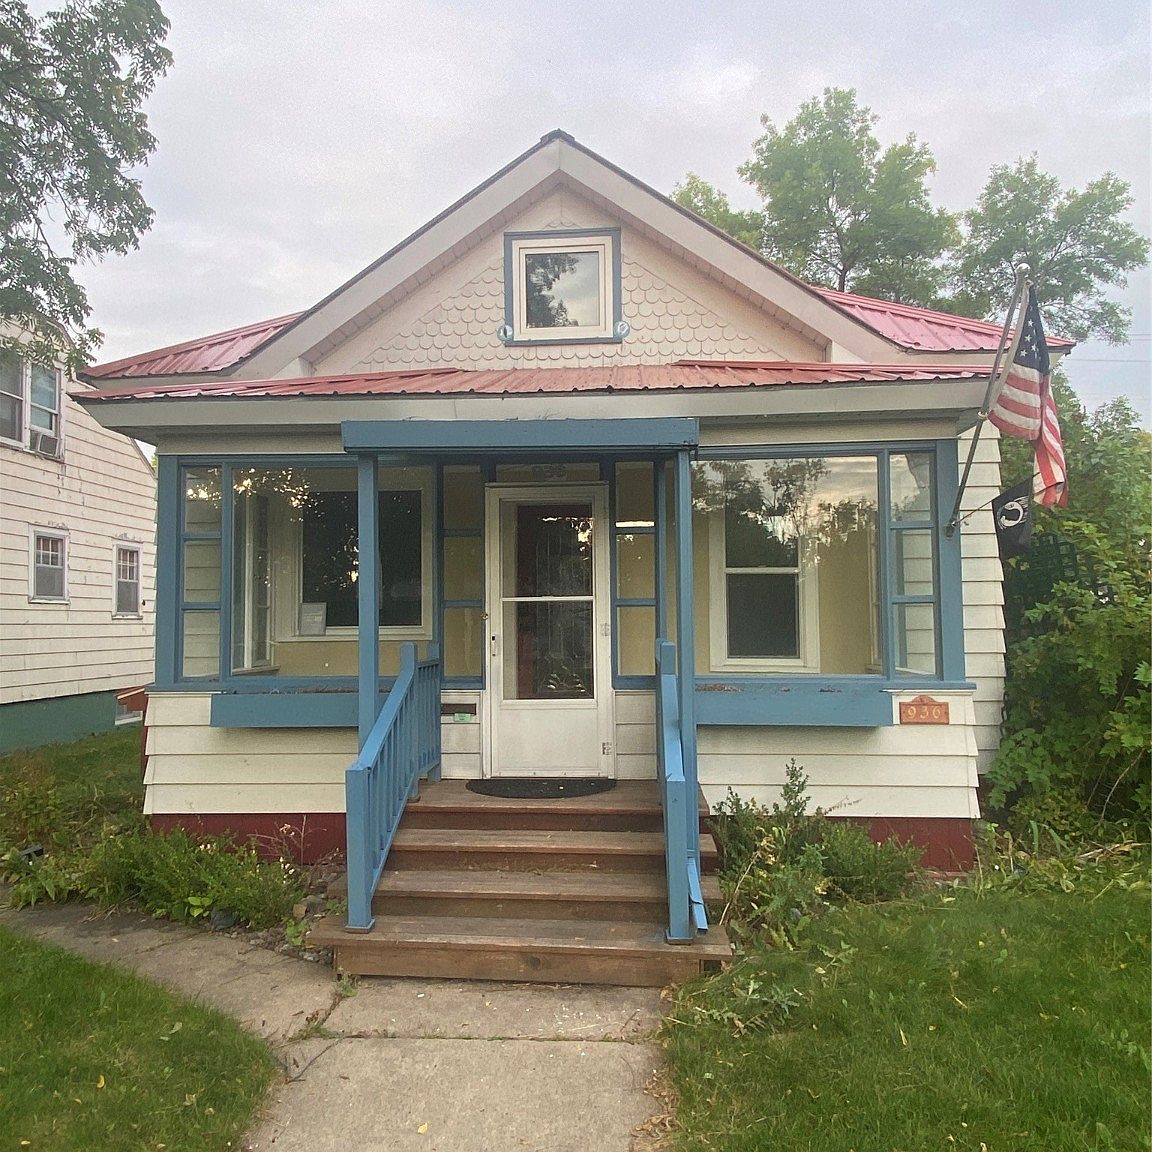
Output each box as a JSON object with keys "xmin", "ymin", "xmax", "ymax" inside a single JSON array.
[{"xmin": 0, "ymin": 904, "xmax": 668, "ymax": 1151}]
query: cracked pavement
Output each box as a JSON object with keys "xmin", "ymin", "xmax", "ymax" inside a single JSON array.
[{"xmin": 0, "ymin": 904, "xmax": 667, "ymax": 1151}]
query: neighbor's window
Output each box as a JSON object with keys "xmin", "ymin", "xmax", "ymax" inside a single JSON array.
[
  {"xmin": 0, "ymin": 350, "xmax": 23, "ymax": 442},
  {"xmin": 506, "ymin": 230, "xmax": 619, "ymax": 343},
  {"xmin": 694, "ymin": 451, "xmax": 941, "ymax": 678},
  {"xmin": 1, "ymin": 352, "xmax": 61, "ymax": 455},
  {"xmin": 114, "ymin": 545, "xmax": 142, "ymax": 616},
  {"xmin": 32, "ymin": 531, "xmax": 67, "ymax": 601}
]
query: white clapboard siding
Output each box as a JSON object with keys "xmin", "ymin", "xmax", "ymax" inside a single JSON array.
[
  {"xmin": 957, "ymin": 427, "xmax": 1006, "ymax": 772},
  {"xmin": 144, "ymin": 691, "xmax": 485, "ymax": 810},
  {"xmin": 0, "ymin": 372, "xmax": 156, "ymax": 706}
]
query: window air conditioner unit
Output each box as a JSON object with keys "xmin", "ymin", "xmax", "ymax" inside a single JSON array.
[{"xmin": 30, "ymin": 431, "xmax": 60, "ymax": 457}]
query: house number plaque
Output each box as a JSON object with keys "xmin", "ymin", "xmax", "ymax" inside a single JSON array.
[{"xmin": 899, "ymin": 695, "xmax": 950, "ymax": 725}]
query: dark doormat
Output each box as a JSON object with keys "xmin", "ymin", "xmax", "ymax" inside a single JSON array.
[{"xmin": 466, "ymin": 778, "xmax": 617, "ymax": 799}]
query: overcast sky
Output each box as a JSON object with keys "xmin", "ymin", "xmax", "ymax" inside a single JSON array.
[{"xmin": 80, "ymin": 0, "xmax": 1150, "ymax": 421}]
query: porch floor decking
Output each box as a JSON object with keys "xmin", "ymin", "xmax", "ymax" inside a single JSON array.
[{"xmin": 312, "ymin": 780, "xmax": 731, "ymax": 987}]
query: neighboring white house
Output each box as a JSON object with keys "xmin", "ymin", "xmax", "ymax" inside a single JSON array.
[
  {"xmin": 0, "ymin": 331, "xmax": 157, "ymax": 753},
  {"xmin": 77, "ymin": 131, "xmax": 1074, "ymax": 876}
]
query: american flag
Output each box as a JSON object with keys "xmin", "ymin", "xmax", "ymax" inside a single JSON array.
[{"xmin": 988, "ymin": 287, "xmax": 1068, "ymax": 508}]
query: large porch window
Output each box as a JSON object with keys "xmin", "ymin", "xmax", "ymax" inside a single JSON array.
[
  {"xmin": 693, "ymin": 448, "xmax": 943, "ymax": 681},
  {"xmin": 177, "ymin": 462, "xmax": 432, "ymax": 682}
]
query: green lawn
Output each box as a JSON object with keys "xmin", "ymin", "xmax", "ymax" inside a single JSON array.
[
  {"xmin": 0, "ymin": 926, "xmax": 278, "ymax": 1151},
  {"xmin": 666, "ymin": 868, "xmax": 1151, "ymax": 1151}
]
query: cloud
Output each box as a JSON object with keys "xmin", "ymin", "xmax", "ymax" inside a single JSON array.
[{"xmin": 78, "ymin": 0, "xmax": 1149, "ymax": 418}]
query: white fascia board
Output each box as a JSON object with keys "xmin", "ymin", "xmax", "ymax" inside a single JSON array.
[
  {"xmin": 556, "ymin": 143, "xmax": 900, "ymax": 363},
  {"xmin": 232, "ymin": 143, "xmax": 564, "ymax": 381},
  {"xmin": 77, "ymin": 378, "xmax": 987, "ymax": 441}
]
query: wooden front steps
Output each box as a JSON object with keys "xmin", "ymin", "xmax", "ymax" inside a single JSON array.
[{"xmin": 311, "ymin": 780, "xmax": 731, "ymax": 987}]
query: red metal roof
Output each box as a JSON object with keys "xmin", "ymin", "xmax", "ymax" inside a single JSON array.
[
  {"xmin": 84, "ymin": 313, "xmax": 304, "ymax": 380},
  {"xmin": 814, "ymin": 288, "xmax": 1074, "ymax": 352},
  {"xmin": 84, "ymin": 291, "xmax": 1070, "ymax": 383},
  {"xmin": 82, "ymin": 362, "xmax": 986, "ymax": 402}
]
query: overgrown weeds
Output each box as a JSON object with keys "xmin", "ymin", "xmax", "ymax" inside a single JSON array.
[
  {"xmin": 710, "ymin": 759, "xmax": 922, "ymax": 948},
  {"xmin": 0, "ymin": 730, "xmax": 304, "ymax": 930}
]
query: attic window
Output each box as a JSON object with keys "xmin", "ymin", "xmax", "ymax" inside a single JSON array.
[{"xmin": 503, "ymin": 229, "xmax": 624, "ymax": 344}]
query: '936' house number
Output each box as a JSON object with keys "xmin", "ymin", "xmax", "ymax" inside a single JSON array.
[{"xmin": 899, "ymin": 695, "xmax": 950, "ymax": 725}]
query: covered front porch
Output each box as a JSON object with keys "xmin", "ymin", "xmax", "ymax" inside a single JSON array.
[{"xmin": 335, "ymin": 419, "xmax": 711, "ymax": 953}]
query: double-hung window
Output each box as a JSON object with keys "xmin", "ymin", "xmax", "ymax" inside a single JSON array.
[
  {"xmin": 0, "ymin": 350, "xmax": 23, "ymax": 442},
  {"xmin": 31, "ymin": 530, "xmax": 67, "ymax": 601},
  {"xmin": 696, "ymin": 448, "xmax": 945, "ymax": 680},
  {"xmin": 0, "ymin": 349, "xmax": 62, "ymax": 455},
  {"xmin": 114, "ymin": 545, "xmax": 142, "ymax": 616},
  {"xmin": 504, "ymin": 229, "xmax": 622, "ymax": 344}
]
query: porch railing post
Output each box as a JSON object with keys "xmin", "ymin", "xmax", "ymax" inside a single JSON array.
[
  {"xmin": 356, "ymin": 453, "xmax": 379, "ymax": 748},
  {"xmin": 657, "ymin": 638, "xmax": 692, "ymax": 942}
]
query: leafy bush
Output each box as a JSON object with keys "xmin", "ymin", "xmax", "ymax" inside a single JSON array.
[
  {"xmin": 988, "ymin": 526, "xmax": 1151, "ymax": 827},
  {"xmin": 818, "ymin": 821, "xmax": 924, "ymax": 903},
  {"xmin": 711, "ymin": 760, "xmax": 921, "ymax": 946}
]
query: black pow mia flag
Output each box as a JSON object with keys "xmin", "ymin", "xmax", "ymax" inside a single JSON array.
[{"xmin": 992, "ymin": 480, "xmax": 1034, "ymax": 559}]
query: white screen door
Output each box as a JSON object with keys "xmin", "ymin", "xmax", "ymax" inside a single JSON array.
[{"xmin": 485, "ymin": 485, "xmax": 613, "ymax": 777}]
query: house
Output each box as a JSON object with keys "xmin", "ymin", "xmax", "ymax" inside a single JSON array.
[
  {"xmin": 76, "ymin": 131, "xmax": 1071, "ymax": 984},
  {"xmin": 0, "ymin": 329, "xmax": 156, "ymax": 754}
]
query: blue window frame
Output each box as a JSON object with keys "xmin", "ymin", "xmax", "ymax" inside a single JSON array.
[
  {"xmin": 158, "ymin": 455, "xmax": 436, "ymax": 699},
  {"xmin": 690, "ymin": 441, "xmax": 968, "ymax": 725}
]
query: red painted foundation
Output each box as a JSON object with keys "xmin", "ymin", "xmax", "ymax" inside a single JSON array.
[
  {"xmin": 846, "ymin": 816, "xmax": 975, "ymax": 871},
  {"xmin": 149, "ymin": 813, "xmax": 347, "ymax": 864},
  {"xmin": 149, "ymin": 811, "xmax": 973, "ymax": 870}
]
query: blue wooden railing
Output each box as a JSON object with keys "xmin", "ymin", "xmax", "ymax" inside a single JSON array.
[
  {"xmin": 345, "ymin": 642, "xmax": 441, "ymax": 931},
  {"xmin": 656, "ymin": 639, "xmax": 708, "ymax": 942}
]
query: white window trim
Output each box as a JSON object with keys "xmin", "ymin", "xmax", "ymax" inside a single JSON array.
[
  {"xmin": 287, "ymin": 470, "xmax": 435, "ymax": 642},
  {"xmin": 29, "ymin": 527, "xmax": 69, "ymax": 603},
  {"xmin": 113, "ymin": 542, "xmax": 143, "ymax": 618},
  {"xmin": 0, "ymin": 353, "xmax": 64, "ymax": 457},
  {"xmin": 510, "ymin": 233, "xmax": 614, "ymax": 342},
  {"xmin": 707, "ymin": 506, "xmax": 821, "ymax": 674}
]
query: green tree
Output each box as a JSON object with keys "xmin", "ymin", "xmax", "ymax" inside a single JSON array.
[
  {"xmin": 948, "ymin": 158, "xmax": 1149, "ymax": 343},
  {"xmin": 0, "ymin": 0, "xmax": 172, "ymax": 365},
  {"xmin": 671, "ymin": 173, "xmax": 764, "ymax": 251},
  {"xmin": 736, "ymin": 87, "xmax": 957, "ymax": 303}
]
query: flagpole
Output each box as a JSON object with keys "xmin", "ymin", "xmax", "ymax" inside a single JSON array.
[{"xmin": 944, "ymin": 264, "xmax": 1031, "ymax": 539}]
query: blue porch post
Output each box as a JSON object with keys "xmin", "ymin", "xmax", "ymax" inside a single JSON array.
[
  {"xmin": 356, "ymin": 453, "xmax": 380, "ymax": 745},
  {"xmin": 346, "ymin": 451, "xmax": 381, "ymax": 931},
  {"xmin": 654, "ymin": 459, "xmax": 668, "ymax": 641},
  {"xmin": 673, "ymin": 450, "xmax": 700, "ymax": 860}
]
